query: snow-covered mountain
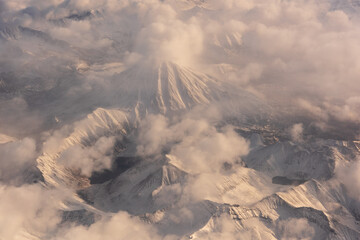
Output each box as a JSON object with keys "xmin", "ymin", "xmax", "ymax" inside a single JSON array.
[
  {"xmin": 37, "ymin": 108, "xmax": 130, "ymax": 188},
  {"xmin": 111, "ymin": 61, "xmax": 223, "ymax": 115},
  {"xmin": 35, "ymin": 108, "xmax": 360, "ymax": 239},
  {"xmin": 1, "ymin": 0, "xmax": 360, "ymax": 239}
]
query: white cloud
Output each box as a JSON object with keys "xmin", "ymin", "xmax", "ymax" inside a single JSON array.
[
  {"xmin": 55, "ymin": 211, "xmax": 162, "ymax": 240},
  {"xmin": 289, "ymin": 123, "xmax": 304, "ymax": 142},
  {"xmin": 130, "ymin": 1, "xmax": 204, "ymax": 66},
  {"xmin": 336, "ymin": 157, "xmax": 360, "ymax": 201},
  {"xmin": 277, "ymin": 218, "xmax": 315, "ymax": 240},
  {"xmin": 58, "ymin": 136, "xmax": 115, "ymax": 177},
  {"xmin": 0, "ymin": 184, "xmax": 62, "ymax": 240},
  {"xmin": 0, "ymin": 0, "xmax": 359, "ymax": 238},
  {"xmin": 169, "ymin": 124, "xmax": 248, "ymax": 173},
  {"xmin": 0, "ymin": 138, "xmax": 37, "ymax": 184},
  {"xmin": 136, "ymin": 114, "xmax": 170, "ymax": 157},
  {"xmin": 1, "ymin": 0, "xmax": 359, "ymax": 137},
  {"xmin": 137, "ymin": 111, "xmax": 249, "ymax": 174}
]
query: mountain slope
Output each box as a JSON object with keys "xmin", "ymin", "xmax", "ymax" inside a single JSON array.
[
  {"xmin": 190, "ymin": 179, "xmax": 360, "ymax": 239},
  {"xmin": 78, "ymin": 157, "xmax": 188, "ymax": 215},
  {"xmin": 110, "ymin": 61, "xmax": 223, "ymax": 115},
  {"xmin": 37, "ymin": 108, "xmax": 130, "ymax": 188}
]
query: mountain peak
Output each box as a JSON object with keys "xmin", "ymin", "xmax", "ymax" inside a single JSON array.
[{"xmin": 112, "ymin": 61, "xmax": 222, "ymax": 115}]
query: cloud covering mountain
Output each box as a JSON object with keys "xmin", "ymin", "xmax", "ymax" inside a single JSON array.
[{"xmin": 0, "ymin": 0, "xmax": 360, "ymax": 239}]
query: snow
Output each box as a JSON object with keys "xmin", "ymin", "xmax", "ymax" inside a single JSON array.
[
  {"xmin": 0, "ymin": 133, "xmax": 16, "ymax": 144},
  {"xmin": 3, "ymin": 0, "xmax": 359, "ymax": 238}
]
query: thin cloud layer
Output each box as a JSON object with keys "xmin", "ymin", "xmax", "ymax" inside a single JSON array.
[
  {"xmin": 0, "ymin": 138, "xmax": 38, "ymax": 185},
  {"xmin": 0, "ymin": 184, "xmax": 62, "ymax": 239},
  {"xmin": 0, "ymin": 0, "xmax": 359, "ymax": 137}
]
